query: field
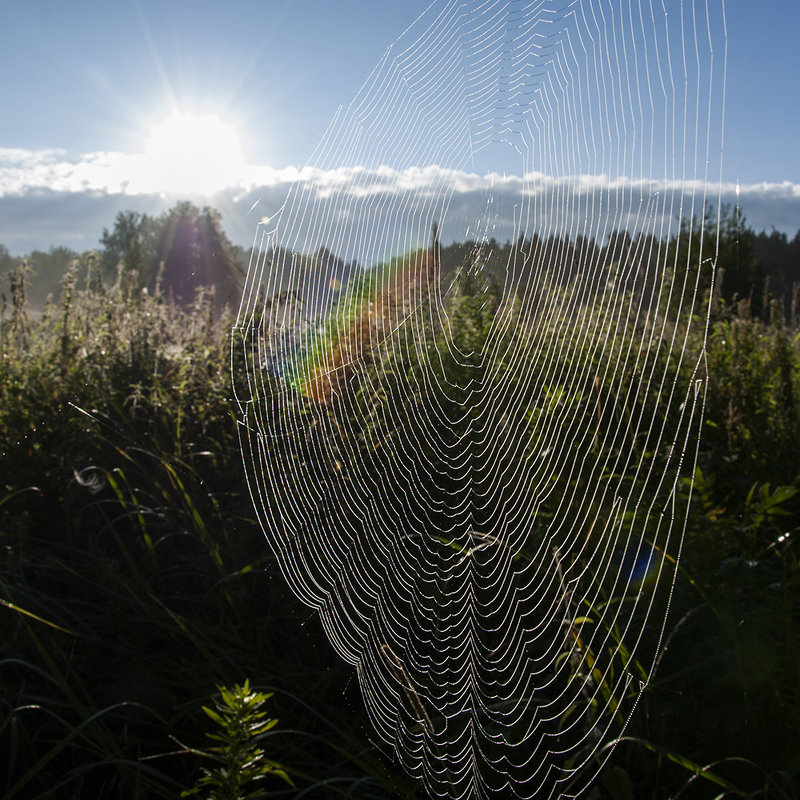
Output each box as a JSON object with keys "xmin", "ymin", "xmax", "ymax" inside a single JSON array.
[{"xmin": 1, "ymin": 209, "xmax": 798, "ymax": 798}]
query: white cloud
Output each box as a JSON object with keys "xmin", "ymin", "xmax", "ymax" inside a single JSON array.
[{"xmin": 1, "ymin": 147, "xmax": 798, "ymax": 255}]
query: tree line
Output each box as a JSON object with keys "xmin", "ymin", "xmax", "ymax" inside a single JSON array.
[
  {"xmin": 0, "ymin": 202, "xmax": 248, "ymax": 312},
  {"xmin": 2, "ymin": 202, "xmax": 799, "ymax": 324}
]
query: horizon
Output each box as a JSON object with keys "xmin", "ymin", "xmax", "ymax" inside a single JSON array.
[{"xmin": 5, "ymin": 187, "xmax": 798, "ymax": 265}]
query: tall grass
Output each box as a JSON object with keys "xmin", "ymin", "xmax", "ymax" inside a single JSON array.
[
  {"xmin": 0, "ymin": 258, "xmax": 420, "ymax": 798},
  {"xmin": 1, "ymin": 251, "xmax": 798, "ymax": 798}
]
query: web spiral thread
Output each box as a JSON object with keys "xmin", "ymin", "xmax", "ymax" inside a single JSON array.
[{"xmin": 233, "ymin": 1, "xmax": 725, "ymax": 797}]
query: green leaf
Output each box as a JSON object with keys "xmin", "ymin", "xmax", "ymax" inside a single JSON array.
[{"xmin": 202, "ymin": 706, "xmax": 225, "ymax": 725}]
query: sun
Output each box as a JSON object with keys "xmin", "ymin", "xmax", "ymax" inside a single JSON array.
[{"xmin": 142, "ymin": 112, "xmax": 245, "ymax": 195}]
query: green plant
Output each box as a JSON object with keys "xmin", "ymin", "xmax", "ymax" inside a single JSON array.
[
  {"xmin": 2, "ymin": 213, "xmax": 799, "ymax": 798},
  {"xmin": 182, "ymin": 681, "xmax": 293, "ymax": 800}
]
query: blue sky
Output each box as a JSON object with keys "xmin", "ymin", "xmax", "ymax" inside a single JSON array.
[
  {"xmin": 1, "ymin": 0, "xmax": 426, "ymax": 167},
  {"xmin": 2, "ymin": 0, "xmax": 799, "ymax": 254}
]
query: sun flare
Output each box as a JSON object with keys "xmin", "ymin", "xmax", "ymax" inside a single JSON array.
[{"xmin": 142, "ymin": 112, "xmax": 245, "ymax": 195}]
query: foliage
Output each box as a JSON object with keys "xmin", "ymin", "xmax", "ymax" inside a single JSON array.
[
  {"xmin": 0, "ymin": 205, "xmax": 798, "ymax": 798},
  {"xmin": 99, "ymin": 202, "xmax": 247, "ymax": 310},
  {"xmin": 0, "ymin": 245, "xmax": 78, "ymax": 308},
  {"xmin": 0, "ymin": 253, "xmax": 415, "ymax": 799},
  {"xmin": 182, "ymin": 681, "xmax": 293, "ymax": 800}
]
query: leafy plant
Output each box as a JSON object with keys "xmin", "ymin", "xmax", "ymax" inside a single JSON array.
[{"xmin": 182, "ymin": 681, "xmax": 293, "ymax": 800}]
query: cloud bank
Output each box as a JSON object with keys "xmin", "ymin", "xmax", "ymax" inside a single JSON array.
[{"xmin": 1, "ymin": 147, "xmax": 798, "ymax": 256}]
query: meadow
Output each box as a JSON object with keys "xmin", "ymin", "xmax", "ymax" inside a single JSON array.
[{"xmin": 1, "ymin": 208, "xmax": 798, "ymax": 798}]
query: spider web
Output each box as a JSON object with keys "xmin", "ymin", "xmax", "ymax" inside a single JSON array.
[{"xmin": 232, "ymin": 1, "xmax": 726, "ymax": 797}]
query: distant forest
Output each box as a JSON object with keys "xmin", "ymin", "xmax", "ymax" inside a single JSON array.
[{"xmin": 2, "ymin": 201, "xmax": 799, "ymax": 320}]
